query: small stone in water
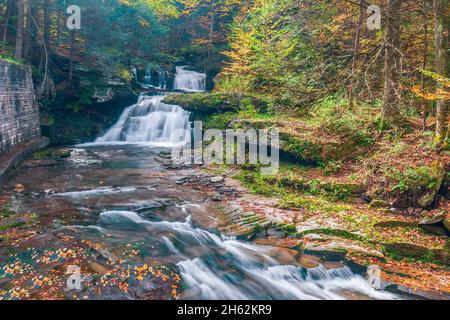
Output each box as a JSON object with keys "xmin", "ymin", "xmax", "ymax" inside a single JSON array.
[
  {"xmin": 211, "ymin": 176, "xmax": 224, "ymax": 183},
  {"xmin": 211, "ymin": 194, "xmax": 223, "ymax": 202}
]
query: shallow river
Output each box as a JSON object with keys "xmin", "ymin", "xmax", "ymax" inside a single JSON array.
[{"xmin": 4, "ymin": 144, "xmax": 398, "ymax": 300}]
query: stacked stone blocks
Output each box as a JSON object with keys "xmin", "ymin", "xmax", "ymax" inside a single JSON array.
[{"xmin": 0, "ymin": 59, "xmax": 41, "ymax": 153}]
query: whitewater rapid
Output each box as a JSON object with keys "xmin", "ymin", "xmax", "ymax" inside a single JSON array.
[{"xmin": 90, "ymin": 210, "xmax": 398, "ymax": 300}]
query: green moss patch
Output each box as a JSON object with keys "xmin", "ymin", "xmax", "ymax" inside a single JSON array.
[
  {"xmin": 383, "ymin": 242, "xmax": 449, "ymax": 265},
  {"xmin": 299, "ymin": 228, "xmax": 368, "ymax": 243},
  {"xmin": 33, "ymin": 149, "xmax": 72, "ymax": 160},
  {"xmin": 0, "ymin": 221, "xmax": 26, "ymax": 232}
]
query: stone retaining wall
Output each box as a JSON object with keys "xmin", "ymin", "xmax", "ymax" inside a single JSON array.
[{"xmin": 0, "ymin": 59, "xmax": 41, "ymax": 153}]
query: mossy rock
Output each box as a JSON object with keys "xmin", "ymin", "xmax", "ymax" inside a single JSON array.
[
  {"xmin": 383, "ymin": 243, "xmax": 449, "ymax": 265},
  {"xmin": 374, "ymin": 221, "xmax": 417, "ymax": 229},
  {"xmin": 231, "ymin": 119, "xmax": 277, "ymax": 130},
  {"xmin": 417, "ymin": 170, "xmax": 446, "ymax": 209},
  {"xmin": 278, "ymin": 176, "xmax": 365, "ymax": 198},
  {"xmin": 278, "ymin": 176, "xmax": 308, "ymax": 190},
  {"xmin": 162, "ymin": 93, "xmax": 269, "ymax": 115},
  {"xmin": 383, "ymin": 163, "xmax": 447, "ymax": 209},
  {"xmin": 369, "ymin": 199, "xmax": 390, "ymax": 208},
  {"xmin": 444, "ymin": 219, "xmax": 450, "ymax": 234},
  {"xmin": 33, "ymin": 149, "xmax": 72, "ymax": 160},
  {"xmin": 280, "ymin": 133, "xmax": 359, "ymax": 164},
  {"xmin": 319, "ymin": 181, "xmax": 366, "ymax": 196},
  {"xmin": 300, "ymin": 228, "xmax": 367, "ymax": 243},
  {"xmin": 419, "ymin": 212, "xmax": 449, "ymax": 236}
]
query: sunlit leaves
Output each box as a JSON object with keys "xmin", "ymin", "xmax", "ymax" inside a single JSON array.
[{"xmin": 412, "ymin": 69, "xmax": 450, "ymax": 101}]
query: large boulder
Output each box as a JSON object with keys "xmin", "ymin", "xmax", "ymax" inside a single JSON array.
[
  {"xmin": 417, "ymin": 171, "xmax": 446, "ymax": 209},
  {"xmin": 444, "ymin": 218, "xmax": 450, "ymax": 234},
  {"xmin": 418, "ymin": 212, "xmax": 449, "ymax": 235}
]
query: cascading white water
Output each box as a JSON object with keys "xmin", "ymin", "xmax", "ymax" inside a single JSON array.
[
  {"xmin": 90, "ymin": 211, "xmax": 398, "ymax": 300},
  {"xmin": 157, "ymin": 67, "xmax": 169, "ymax": 89},
  {"xmin": 144, "ymin": 67, "xmax": 152, "ymax": 84},
  {"xmin": 174, "ymin": 66, "xmax": 206, "ymax": 92},
  {"xmin": 131, "ymin": 67, "xmax": 138, "ymax": 81},
  {"xmin": 94, "ymin": 95, "xmax": 191, "ymax": 147}
]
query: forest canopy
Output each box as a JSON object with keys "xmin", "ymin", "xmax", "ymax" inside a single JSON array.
[{"xmin": 0, "ymin": 0, "xmax": 448, "ymax": 144}]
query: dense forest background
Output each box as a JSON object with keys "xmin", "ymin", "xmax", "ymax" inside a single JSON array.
[{"xmin": 0, "ymin": 0, "xmax": 448, "ymax": 145}]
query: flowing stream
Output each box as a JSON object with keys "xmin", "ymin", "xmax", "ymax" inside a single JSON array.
[{"xmin": 4, "ymin": 69, "xmax": 399, "ymax": 300}]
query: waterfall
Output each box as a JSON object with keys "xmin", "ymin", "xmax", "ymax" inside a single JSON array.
[
  {"xmin": 156, "ymin": 67, "xmax": 169, "ymax": 89},
  {"xmin": 94, "ymin": 95, "xmax": 191, "ymax": 147},
  {"xmin": 131, "ymin": 67, "xmax": 138, "ymax": 81},
  {"xmin": 134, "ymin": 66, "xmax": 170, "ymax": 90},
  {"xmin": 144, "ymin": 67, "xmax": 152, "ymax": 84},
  {"xmin": 174, "ymin": 66, "xmax": 206, "ymax": 92}
]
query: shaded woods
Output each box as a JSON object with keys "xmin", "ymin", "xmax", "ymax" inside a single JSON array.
[
  {"xmin": 0, "ymin": 0, "xmax": 450, "ymax": 299},
  {"xmin": 0, "ymin": 0, "xmax": 448, "ymax": 142}
]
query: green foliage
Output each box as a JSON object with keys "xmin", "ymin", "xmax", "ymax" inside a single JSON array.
[
  {"xmin": 236, "ymin": 165, "xmax": 355, "ymax": 211},
  {"xmin": 66, "ymin": 85, "xmax": 95, "ymax": 113},
  {"xmin": 323, "ymin": 160, "xmax": 343, "ymax": 176},
  {"xmin": 237, "ymin": 98, "xmax": 258, "ymax": 118},
  {"xmin": 281, "ymin": 224, "xmax": 297, "ymax": 235},
  {"xmin": 0, "ymin": 55, "xmax": 24, "ymax": 66},
  {"xmin": 204, "ymin": 112, "xmax": 238, "ymax": 130},
  {"xmin": 219, "ymin": 0, "xmax": 345, "ymax": 108},
  {"xmin": 0, "ymin": 207, "xmax": 15, "ymax": 219},
  {"xmin": 308, "ymin": 95, "xmax": 376, "ymax": 146},
  {"xmin": 0, "ymin": 221, "xmax": 26, "ymax": 232},
  {"xmin": 386, "ymin": 166, "xmax": 440, "ymax": 194}
]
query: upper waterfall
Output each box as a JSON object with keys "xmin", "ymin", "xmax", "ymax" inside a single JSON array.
[
  {"xmin": 173, "ymin": 66, "xmax": 206, "ymax": 92},
  {"xmin": 94, "ymin": 95, "xmax": 191, "ymax": 147}
]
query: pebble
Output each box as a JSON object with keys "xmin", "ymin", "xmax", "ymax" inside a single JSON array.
[
  {"xmin": 211, "ymin": 176, "xmax": 225, "ymax": 183},
  {"xmin": 211, "ymin": 194, "xmax": 223, "ymax": 202}
]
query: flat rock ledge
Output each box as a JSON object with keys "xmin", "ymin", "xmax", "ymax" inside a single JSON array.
[{"xmin": 0, "ymin": 137, "xmax": 49, "ymax": 190}]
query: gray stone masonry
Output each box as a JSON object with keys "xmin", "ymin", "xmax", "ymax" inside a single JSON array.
[{"xmin": 0, "ymin": 59, "xmax": 41, "ymax": 153}]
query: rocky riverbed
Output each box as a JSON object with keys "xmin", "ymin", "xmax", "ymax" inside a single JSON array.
[{"xmin": 1, "ymin": 146, "xmax": 440, "ymax": 300}]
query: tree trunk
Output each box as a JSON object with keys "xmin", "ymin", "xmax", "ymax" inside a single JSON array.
[
  {"xmin": 43, "ymin": 0, "xmax": 51, "ymax": 45},
  {"xmin": 68, "ymin": 30, "xmax": 76, "ymax": 84},
  {"xmin": 28, "ymin": 0, "xmax": 40, "ymax": 44},
  {"xmin": 39, "ymin": 0, "xmax": 51, "ymax": 72},
  {"xmin": 2, "ymin": 0, "xmax": 13, "ymax": 42},
  {"xmin": 382, "ymin": 0, "xmax": 402, "ymax": 125},
  {"xmin": 434, "ymin": 0, "xmax": 449, "ymax": 143},
  {"xmin": 56, "ymin": 3, "xmax": 63, "ymax": 43},
  {"xmin": 421, "ymin": 0, "xmax": 430, "ymax": 131},
  {"xmin": 23, "ymin": 0, "xmax": 31, "ymax": 59},
  {"xmin": 205, "ymin": 11, "xmax": 215, "ymax": 74},
  {"xmin": 349, "ymin": 0, "xmax": 365, "ymax": 109},
  {"xmin": 15, "ymin": 0, "xmax": 26, "ymax": 61}
]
